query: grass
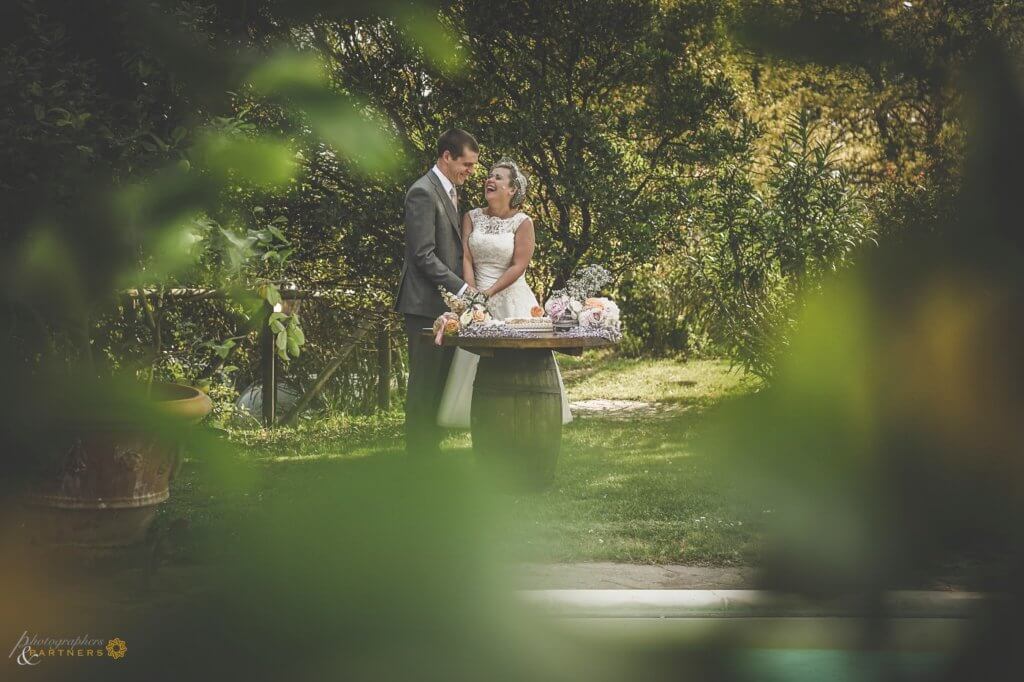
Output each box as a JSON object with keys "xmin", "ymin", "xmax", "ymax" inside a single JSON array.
[
  {"xmin": 482, "ymin": 415, "xmax": 764, "ymax": 564},
  {"xmin": 163, "ymin": 353, "xmax": 765, "ymax": 565},
  {"xmin": 559, "ymin": 352, "xmax": 758, "ymax": 406},
  {"xmin": 448, "ymin": 354, "xmax": 764, "ymax": 563}
]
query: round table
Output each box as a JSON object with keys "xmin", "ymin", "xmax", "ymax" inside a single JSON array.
[{"xmin": 422, "ymin": 330, "xmax": 616, "ymax": 491}]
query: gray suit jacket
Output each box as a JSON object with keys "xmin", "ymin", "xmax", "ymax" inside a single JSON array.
[{"xmin": 394, "ymin": 170, "xmax": 466, "ymax": 319}]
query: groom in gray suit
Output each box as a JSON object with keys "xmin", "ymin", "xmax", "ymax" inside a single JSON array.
[{"xmin": 395, "ymin": 129, "xmax": 480, "ymax": 455}]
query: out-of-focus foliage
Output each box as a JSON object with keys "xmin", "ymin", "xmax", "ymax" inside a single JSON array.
[
  {"xmin": 0, "ymin": 0, "xmax": 454, "ymax": 473},
  {"xmin": 2, "ymin": 1, "xmax": 1024, "ymax": 680},
  {"xmin": 697, "ymin": 36, "xmax": 1024, "ymax": 678},
  {"xmin": 1, "ymin": 1, "xmax": 466, "ymax": 429}
]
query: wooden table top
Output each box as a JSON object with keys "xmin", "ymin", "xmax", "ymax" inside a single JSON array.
[{"xmin": 420, "ymin": 329, "xmax": 616, "ymax": 354}]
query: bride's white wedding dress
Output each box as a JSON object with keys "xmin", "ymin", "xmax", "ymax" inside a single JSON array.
[{"xmin": 437, "ymin": 208, "xmax": 573, "ymax": 428}]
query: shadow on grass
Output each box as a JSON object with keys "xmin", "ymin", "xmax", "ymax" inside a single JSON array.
[{"xmin": 490, "ymin": 397, "xmax": 763, "ymax": 564}]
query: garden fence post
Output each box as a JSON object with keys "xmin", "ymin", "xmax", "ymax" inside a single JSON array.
[
  {"xmin": 377, "ymin": 321, "xmax": 391, "ymax": 412},
  {"xmin": 260, "ymin": 301, "xmax": 276, "ymax": 427}
]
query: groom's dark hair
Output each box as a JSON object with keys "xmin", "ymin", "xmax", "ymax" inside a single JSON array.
[{"xmin": 437, "ymin": 128, "xmax": 479, "ymax": 159}]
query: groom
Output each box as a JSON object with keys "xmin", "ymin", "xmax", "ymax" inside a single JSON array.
[{"xmin": 395, "ymin": 129, "xmax": 479, "ymax": 455}]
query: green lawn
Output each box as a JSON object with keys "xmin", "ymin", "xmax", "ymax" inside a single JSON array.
[
  {"xmin": 559, "ymin": 352, "xmax": 758, "ymax": 406},
  {"xmin": 466, "ymin": 355, "xmax": 764, "ymax": 563},
  {"xmin": 164, "ymin": 354, "xmax": 765, "ymax": 565}
]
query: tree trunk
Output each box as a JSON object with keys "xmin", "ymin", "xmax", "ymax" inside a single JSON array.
[{"xmin": 392, "ymin": 331, "xmax": 406, "ymax": 399}]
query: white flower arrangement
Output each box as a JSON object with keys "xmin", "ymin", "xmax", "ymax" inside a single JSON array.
[
  {"xmin": 578, "ymin": 297, "xmax": 621, "ymax": 331},
  {"xmin": 543, "ymin": 265, "xmax": 619, "ymax": 332},
  {"xmin": 458, "ymin": 303, "xmax": 494, "ymax": 327}
]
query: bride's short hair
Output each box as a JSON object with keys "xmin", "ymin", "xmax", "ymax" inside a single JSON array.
[{"xmin": 491, "ymin": 158, "xmax": 529, "ymax": 208}]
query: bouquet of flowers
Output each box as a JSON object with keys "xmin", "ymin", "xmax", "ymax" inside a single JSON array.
[
  {"xmin": 434, "ymin": 285, "xmax": 498, "ymax": 344},
  {"xmin": 544, "ymin": 294, "xmax": 582, "ymax": 329},
  {"xmin": 432, "ymin": 312, "xmax": 462, "ymax": 345},
  {"xmin": 578, "ymin": 297, "xmax": 621, "ymax": 331},
  {"xmin": 439, "ymin": 286, "xmax": 488, "ymax": 314},
  {"xmin": 543, "ymin": 264, "xmax": 618, "ymax": 331}
]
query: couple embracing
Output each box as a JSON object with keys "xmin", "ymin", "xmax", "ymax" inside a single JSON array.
[{"xmin": 394, "ymin": 129, "xmax": 571, "ymax": 456}]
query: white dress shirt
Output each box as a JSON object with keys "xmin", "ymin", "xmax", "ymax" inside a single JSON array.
[{"xmin": 431, "ymin": 165, "xmax": 468, "ymax": 296}]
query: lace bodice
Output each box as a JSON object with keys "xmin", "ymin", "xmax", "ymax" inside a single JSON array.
[
  {"xmin": 470, "ymin": 208, "xmax": 528, "ymax": 235},
  {"xmin": 467, "ymin": 208, "xmax": 538, "ymax": 319}
]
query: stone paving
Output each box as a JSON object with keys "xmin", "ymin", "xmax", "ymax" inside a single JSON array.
[
  {"xmin": 516, "ymin": 562, "xmax": 758, "ymax": 589},
  {"xmin": 568, "ymin": 399, "xmax": 686, "ymax": 420}
]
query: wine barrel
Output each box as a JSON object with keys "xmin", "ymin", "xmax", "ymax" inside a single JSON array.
[{"xmin": 470, "ymin": 349, "xmax": 562, "ymax": 491}]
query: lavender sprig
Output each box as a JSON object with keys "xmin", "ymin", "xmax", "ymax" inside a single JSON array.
[{"xmin": 458, "ymin": 324, "xmax": 621, "ymax": 342}]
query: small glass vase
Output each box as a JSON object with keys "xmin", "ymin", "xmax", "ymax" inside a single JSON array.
[{"xmin": 553, "ymin": 312, "xmax": 575, "ymax": 332}]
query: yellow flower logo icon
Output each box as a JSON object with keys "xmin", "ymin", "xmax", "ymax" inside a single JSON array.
[{"xmin": 105, "ymin": 637, "xmax": 127, "ymax": 660}]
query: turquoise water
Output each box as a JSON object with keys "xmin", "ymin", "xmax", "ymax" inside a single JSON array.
[{"xmin": 734, "ymin": 649, "xmax": 948, "ymax": 682}]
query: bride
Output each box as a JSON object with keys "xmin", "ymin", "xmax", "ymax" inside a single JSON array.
[{"xmin": 436, "ymin": 159, "xmax": 572, "ymax": 428}]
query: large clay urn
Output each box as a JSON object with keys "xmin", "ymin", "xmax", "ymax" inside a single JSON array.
[{"xmin": 20, "ymin": 382, "xmax": 212, "ymax": 547}]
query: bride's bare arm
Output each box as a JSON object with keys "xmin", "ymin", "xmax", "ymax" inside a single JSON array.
[
  {"xmin": 461, "ymin": 212, "xmax": 476, "ymax": 290},
  {"xmin": 482, "ymin": 218, "xmax": 535, "ymax": 298}
]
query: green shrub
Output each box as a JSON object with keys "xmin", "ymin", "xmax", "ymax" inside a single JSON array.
[
  {"xmin": 617, "ymin": 262, "xmax": 691, "ymax": 357},
  {"xmin": 664, "ymin": 111, "xmax": 875, "ymax": 378}
]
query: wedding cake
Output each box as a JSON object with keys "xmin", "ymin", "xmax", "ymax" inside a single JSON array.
[{"xmin": 503, "ymin": 316, "xmax": 554, "ymax": 332}]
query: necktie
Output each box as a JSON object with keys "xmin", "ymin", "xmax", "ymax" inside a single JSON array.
[{"xmin": 449, "ymin": 186, "xmax": 457, "ymax": 210}]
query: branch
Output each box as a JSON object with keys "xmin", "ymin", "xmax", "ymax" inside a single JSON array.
[
  {"xmin": 277, "ymin": 305, "xmax": 383, "ymax": 426},
  {"xmin": 522, "ymin": 147, "xmax": 574, "ymax": 248}
]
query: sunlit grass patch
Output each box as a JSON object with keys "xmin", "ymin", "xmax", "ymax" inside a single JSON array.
[
  {"xmin": 228, "ymin": 411, "xmax": 405, "ymax": 459},
  {"xmin": 561, "ymin": 352, "xmax": 760, "ymax": 405}
]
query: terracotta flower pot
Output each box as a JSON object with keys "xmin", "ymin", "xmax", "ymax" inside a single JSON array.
[{"xmin": 20, "ymin": 383, "xmax": 212, "ymax": 548}]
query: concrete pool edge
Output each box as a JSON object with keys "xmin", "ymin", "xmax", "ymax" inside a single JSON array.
[{"xmin": 519, "ymin": 589, "xmax": 990, "ymax": 619}]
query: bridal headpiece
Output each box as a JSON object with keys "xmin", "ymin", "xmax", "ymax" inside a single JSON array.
[{"xmin": 493, "ymin": 158, "xmax": 529, "ymax": 208}]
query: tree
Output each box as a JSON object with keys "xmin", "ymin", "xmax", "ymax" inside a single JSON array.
[
  {"xmin": 318, "ymin": 0, "xmax": 751, "ymax": 294},
  {"xmin": 732, "ymin": 0, "xmax": 1024, "ymax": 181},
  {"xmin": 0, "ymin": 0, "xmax": 456, "ymax": 475}
]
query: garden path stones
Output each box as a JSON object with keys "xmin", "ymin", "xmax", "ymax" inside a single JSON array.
[
  {"xmin": 516, "ymin": 562, "xmax": 757, "ymax": 589},
  {"xmin": 568, "ymin": 399, "xmax": 685, "ymax": 420}
]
